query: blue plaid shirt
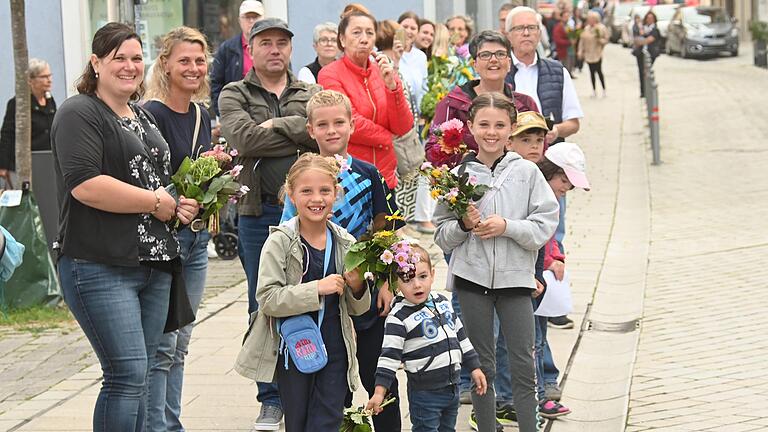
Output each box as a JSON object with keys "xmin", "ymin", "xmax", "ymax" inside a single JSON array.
[
  {"xmin": 281, "ymin": 155, "xmax": 402, "ymax": 330},
  {"xmin": 281, "ymin": 155, "xmax": 398, "ymax": 239}
]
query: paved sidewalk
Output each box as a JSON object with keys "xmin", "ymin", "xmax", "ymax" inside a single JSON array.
[{"xmin": 0, "ymin": 258, "xmax": 246, "ymax": 432}]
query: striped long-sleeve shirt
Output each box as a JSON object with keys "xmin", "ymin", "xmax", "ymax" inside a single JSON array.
[{"xmin": 375, "ymin": 293, "xmax": 481, "ymax": 391}]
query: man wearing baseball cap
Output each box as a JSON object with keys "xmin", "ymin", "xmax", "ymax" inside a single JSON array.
[
  {"xmin": 210, "ymin": 0, "xmax": 265, "ymax": 116},
  {"xmin": 221, "ymin": 16, "xmax": 320, "ymax": 432}
]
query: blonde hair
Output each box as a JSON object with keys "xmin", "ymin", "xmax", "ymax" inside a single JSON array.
[
  {"xmin": 306, "ymin": 90, "xmax": 352, "ymax": 122},
  {"xmin": 431, "ymin": 23, "xmax": 451, "ymax": 57},
  {"xmin": 283, "ymin": 153, "xmax": 340, "ymax": 201},
  {"xmin": 145, "ymin": 26, "xmax": 211, "ymax": 103}
]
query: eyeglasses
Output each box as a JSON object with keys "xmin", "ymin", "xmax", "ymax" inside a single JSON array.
[
  {"xmin": 317, "ymin": 37, "xmax": 338, "ymax": 46},
  {"xmin": 476, "ymin": 50, "xmax": 509, "ymax": 61},
  {"xmin": 509, "ymin": 24, "xmax": 540, "ymax": 34},
  {"xmin": 239, "ymin": 14, "xmax": 261, "ymax": 22},
  {"xmin": 32, "ymin": 74, "xmax": 53, "ymax": 80}
]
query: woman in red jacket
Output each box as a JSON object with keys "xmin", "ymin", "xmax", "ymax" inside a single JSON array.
[{"xmin": 318, "ymin": 5, "xmax": 413, "ymax": 189}]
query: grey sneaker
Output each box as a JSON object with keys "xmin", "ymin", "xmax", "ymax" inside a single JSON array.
[
  {"xmin": 545, "ymin": 382, "xmax": 562, "ymax": 401},
  {"xmin": 252, "ymin": 404, "xmax": 282, "ymax": 431}
]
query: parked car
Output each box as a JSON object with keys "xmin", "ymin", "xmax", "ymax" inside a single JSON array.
[
  {"xmin": 651, "ymin": 4, "xmax": 680, "ymax": 49},
  {"xmin": 666, "ymin": 6, "xmax": 739, "ymax": 58},
  {"xmin": 606, "ymin": 1, "xmax": 642, "ymax": 43},
  {"xmin": 621, "ymin": 5, "xmax": 650, "ymax": 47}
]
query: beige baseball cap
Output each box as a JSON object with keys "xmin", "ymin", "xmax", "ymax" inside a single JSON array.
[{"xmin": 512, "ymin": 111, "xmax": 549, "ymax": 136}]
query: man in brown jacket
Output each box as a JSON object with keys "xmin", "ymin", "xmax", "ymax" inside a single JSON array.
[{"xmin": 219, "ymin": 17, "xmax": 320, "ymax": 431}]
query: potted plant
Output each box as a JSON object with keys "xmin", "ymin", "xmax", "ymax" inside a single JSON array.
[{"xmin": 750, "ymin": 21, "xmax": 768, "ymax": 68}]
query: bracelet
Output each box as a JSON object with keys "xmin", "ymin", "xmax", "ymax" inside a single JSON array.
[{"xmin": 149, "ymin": 190, "xmax": 161, "ymax": 214}]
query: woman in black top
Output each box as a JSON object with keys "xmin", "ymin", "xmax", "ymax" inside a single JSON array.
[
  {"xmin": 0, "ymin": 58, "xmax": 56, "ymax": 186},
  {"xmin": 50, "ymin": 23, "xmax": 198, "ymax": 432},
  {"xmin": 143, "ymin": 26, "xmax": 213, "ymax": 432},
  {"xmin": 633, "ymin": 11, "xmax": 661, "ymax": 98}
]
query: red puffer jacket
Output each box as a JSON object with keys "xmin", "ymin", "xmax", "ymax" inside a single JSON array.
[{"xmin": 318, "ymin": 55, "xmax": 413, "ymax": 189}]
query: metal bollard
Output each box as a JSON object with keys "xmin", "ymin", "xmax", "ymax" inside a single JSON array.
[
  {"xmin": 649, "ymin": 79, "xmax": 661, "ymax": 165},
  {"xmin": 642, "ymin": 48, "xmax": 661, "ymax": 164}
]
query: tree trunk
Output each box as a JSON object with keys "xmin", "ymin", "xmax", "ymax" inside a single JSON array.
[{"xmin": 10, "ymin": 0, "xmax": 31, "ymax": 186}]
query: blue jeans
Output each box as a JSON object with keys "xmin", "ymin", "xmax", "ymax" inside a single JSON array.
[
  {"xmin": 58, "ymin": 256, "xmax": 171, "ymax": 432},
  {"xmin": 452, "ymin": 288, "xmax": 513, "ymax": 404},
  {"xmin": 147, "ymin": 228, "xmax": 210, "ymax": 431},
  {"xmin": 542, "ymin": 339, "xmax": 560, "ymax": 385},
  {"xmin": 408, "ymin": 385, "xmax": 460, "ymax": 432},
  {"xmin": 555, "ymin": 195, "xmax": 566, "ymax": 248},
  {"xmin": 238, "ymin": 206, "xmax": 282, "ymax": 408}
]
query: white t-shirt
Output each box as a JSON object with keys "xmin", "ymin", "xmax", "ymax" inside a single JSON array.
[
  {"xmin": 297, "ymin": 67, "xmax": 316, "ymax": 85},
  {"xmin": 509, "ymin": 52, "xmax": 583, "ymax": 122},
  {"xmin": 399, "ymin": 47, "xmax": 428, "ymax": 113}
]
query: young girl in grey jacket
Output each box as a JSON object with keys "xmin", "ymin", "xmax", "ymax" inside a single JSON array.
[{"xmin": 433, "ymin": 92, "xmax": 560, "ymax": 432}]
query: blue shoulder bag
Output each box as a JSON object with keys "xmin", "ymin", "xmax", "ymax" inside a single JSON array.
[{"xmin": 277, "ymin": 228, "xmax": 333, "ymax": 374}]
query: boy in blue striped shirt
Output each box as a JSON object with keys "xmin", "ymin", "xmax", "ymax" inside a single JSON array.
[
  {"xmin": 281, "ymin": 90, "xmax": 405, "ymax": 430},
  {"xmin": 367, "ymin": 244, "xmax": 487, "ymax": 431}
]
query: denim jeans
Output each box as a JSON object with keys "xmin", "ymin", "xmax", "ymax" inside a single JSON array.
[
  {"xmin": 451, "ymin": 288, "xmax": 513, "ymax": 404},
  {"xmin": 555, "ymin": 195, "xmax": 566, "ymax": 249},
  {"xmin": 408, "ymin": 385, "xmax": 460, "ymax": 432},
  {"xmin": 58, "ymin": 256, "xmax": 171, "ymax": 432},
  {"xmin": 542, "ymin": 338, "xmax": 560, "ymax": 385},
  {"xmin": 238, "ymin": 205, "xmax": 282, "ymax": 408},
  {"xmin": 147, "ymin": 228, "xmax": 210, "ymax": 431}
]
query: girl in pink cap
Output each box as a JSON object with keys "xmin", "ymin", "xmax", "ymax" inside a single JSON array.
[{"xmin": 534, "ymin": 142, "xmax": 590, "ymax": 418}]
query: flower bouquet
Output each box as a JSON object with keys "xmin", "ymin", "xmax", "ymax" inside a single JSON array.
[
  {"xmin": 420, "ymin": 50, "xmax": 475, "ymax": 124},
  {"xmin": 170, "ymin": 144, "xmax": 249, "ymax": 234},
  {"xmin": 339, "ymin": 396, "xmax": 396, "ymax": 432},
  {"xmin": 419, "ymin": 161, "xmax": 489, "ymax": 218},
  {"xmin": 344, "ymin": 214, "xmax": 421, "ymax": 295},
  {"xmin": 426, "ymin": 118, "xmax": 468, "ymax": 167}
]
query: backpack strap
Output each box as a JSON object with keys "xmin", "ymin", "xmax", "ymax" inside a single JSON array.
[
  {"xmin": 476, "ymin": 159, "xmax": 517, "ymax": 214},
  {"xmin": 277, "ymin": 227, "xmax": 334, "ymax": 357}
]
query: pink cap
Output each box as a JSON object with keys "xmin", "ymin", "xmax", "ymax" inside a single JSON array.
[{"xmin": 544, "ymin": 142, "xmax": 590, "ymax": 190}]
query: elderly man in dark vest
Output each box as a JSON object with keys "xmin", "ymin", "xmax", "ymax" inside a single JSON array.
[{"xmin": 504, "ymin": 6, "xmax": 583, "ymax": 144}]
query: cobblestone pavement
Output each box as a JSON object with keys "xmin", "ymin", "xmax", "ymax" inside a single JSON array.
[
  {"xmin": 625, "ymin": 48, "xmax": 768, "ymax": 431},
  {"xmin": 0, "ymin": 256, "xmax": 245, "ymax": 427}
]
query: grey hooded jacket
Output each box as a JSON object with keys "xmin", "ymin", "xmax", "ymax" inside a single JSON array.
[{"xmin": 433, "ymin": 152, "xmax": 559, "ymax": 290}]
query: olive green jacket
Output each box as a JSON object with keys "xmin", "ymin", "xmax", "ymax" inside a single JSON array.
[
  {"xmin": 219, "ymin": 70, "xmax": 320, "ymax": 216},
  {"xmin": 234, "ymin": 218, "xmax": 370, "ymax": 390}
]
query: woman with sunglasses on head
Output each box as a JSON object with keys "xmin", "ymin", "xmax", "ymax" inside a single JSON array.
[{"xmin": 143, "ymin": 26, "xmax": 213, "ymax": 432}]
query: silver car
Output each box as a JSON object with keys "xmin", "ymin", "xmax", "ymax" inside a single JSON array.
[
  {"xmin": 606, "ymin": 1, "xmax": 641, "ymax": 43},
  {"xmin": 666, "ymin": 6, "xmax": 739, "ymax": 58}
]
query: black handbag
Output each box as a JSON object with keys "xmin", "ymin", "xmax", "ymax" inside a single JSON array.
[{"xmin": 162, "ymin": 257, "xmax": 195, "ymax": 333}]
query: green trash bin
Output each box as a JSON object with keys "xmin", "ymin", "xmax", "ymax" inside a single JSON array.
[{"xmin": 0, "ymin": 188, "xmax": 60, "ymax": 310}]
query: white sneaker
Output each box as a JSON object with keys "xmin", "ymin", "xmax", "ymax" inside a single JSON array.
[{"xmin": 207, "ymin": 240, "xmax": 218, "ymax": 259}]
